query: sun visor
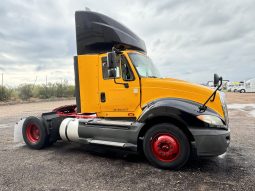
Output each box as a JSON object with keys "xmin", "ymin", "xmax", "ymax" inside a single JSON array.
[{"xmin": 75, "ymin": 11, "xmax": 146, "ymax": 55}]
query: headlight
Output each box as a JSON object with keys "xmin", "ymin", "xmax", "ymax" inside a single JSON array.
[
  {"xmin": 219, "ymin": 92, "xmax": 229, "ymax": 125},
  {"xmin": 197, "ymin": 115, "xmax": 224, "ymax": 126}
]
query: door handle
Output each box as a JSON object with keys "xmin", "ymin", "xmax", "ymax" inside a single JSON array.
[{"xmin": 100, "ymin": 92, "xmax": 106, "ymax": 102}]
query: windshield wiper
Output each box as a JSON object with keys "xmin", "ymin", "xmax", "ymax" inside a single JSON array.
[{"xmin": 148, "ymin": 76, "xmax": 157, "ymax": 78}]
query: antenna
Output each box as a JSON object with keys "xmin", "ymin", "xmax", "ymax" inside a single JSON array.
[{"xmin": 85, "ymin": 7, "xmax": 91, "ymax": 11}]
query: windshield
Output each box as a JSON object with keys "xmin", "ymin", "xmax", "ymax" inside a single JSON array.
[{"xmin": 128, "ymin": 53, "xmax": 161, "ymax": 78}]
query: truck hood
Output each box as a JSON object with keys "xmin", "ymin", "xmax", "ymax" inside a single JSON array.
[{"xmin": 140, "ymin": 77, "xmax": 224, "ymax": 117}]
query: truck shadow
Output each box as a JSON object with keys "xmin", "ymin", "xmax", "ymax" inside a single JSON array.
[{"xmin": 49, "ymin": 141, "xmax": 244, "ymax": 173}]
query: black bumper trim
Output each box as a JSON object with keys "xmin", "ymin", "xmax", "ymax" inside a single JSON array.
[{"xmin": 190, "ymin": 128, "xmax": 230, "ymax": 156}]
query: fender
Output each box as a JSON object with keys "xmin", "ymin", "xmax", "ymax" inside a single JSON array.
[{"xmin": 138, "ymin": 98, "xmax": 221, "ymax": 129}]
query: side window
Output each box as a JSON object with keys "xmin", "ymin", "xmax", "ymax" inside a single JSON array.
[
  {"xmin": 101, "ymin": 57, "xmax": 120, "ymax": 80},
  {"xmin": 102, "ymin": 57, "xmax": 108, "ymax": 79},
  {"xmin": 121, "ymin": 55, "xmax": 134, "ymax": 81}
]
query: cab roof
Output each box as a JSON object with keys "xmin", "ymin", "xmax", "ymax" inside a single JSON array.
[{"xmin": 75, "ymin": 11, "xmax": 146, "ymax": 55}]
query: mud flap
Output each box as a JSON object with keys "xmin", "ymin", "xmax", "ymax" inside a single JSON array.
[{"xmin": 14, "ymin": 118, "xmax": 26, "ymax": 143}]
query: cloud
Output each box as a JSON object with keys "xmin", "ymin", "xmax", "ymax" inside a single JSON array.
[{"xmin": 0, "ymin": 0, "xmax": 255, "ymax": 86}]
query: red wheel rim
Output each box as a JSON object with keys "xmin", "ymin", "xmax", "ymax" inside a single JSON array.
[
  {"xmin": 151, "ymin": 133, "xmax": 180, "ymax": 162},
  {"xmin": 26, "ymin": 123, "xmax": 40, "ymax": 143}
]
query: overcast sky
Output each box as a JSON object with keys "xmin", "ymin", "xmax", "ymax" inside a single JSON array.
[{"xmin": 0, "ymin": 0, "xmax": 255, "ymax": 86}]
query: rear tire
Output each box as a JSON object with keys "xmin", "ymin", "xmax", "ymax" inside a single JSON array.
[
  {"xmin": 240, "ymin": 89, "xmax": 245, "ymax": 93},
  {"xmin": 22, "ymin": 116, "xmax": 49, "ymax": 149},
  {"xmin": 143, "ymin": 123, "xmax": 190, "ymax": 170}
]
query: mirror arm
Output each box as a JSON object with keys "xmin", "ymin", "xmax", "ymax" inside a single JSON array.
[
  {"xmin": 199, "ymin": 77, "xmax": 222, "ymax": 112},
  {"xmin": 113, "ymin": 78, "xmax": 129, "ymax": 88}
]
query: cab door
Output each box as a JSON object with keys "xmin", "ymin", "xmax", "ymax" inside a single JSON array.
[{"xmin": 98, "ymin": 54, "xmax": 140, "ymax": 117}]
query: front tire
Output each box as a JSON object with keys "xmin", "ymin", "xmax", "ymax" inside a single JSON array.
[
  {"xmin": 22, "ymin": 116, "xmax": 49, "ymax": 149},
  {"xmin": 143, "ymin": 123, "xmax": 190, "ymax": 170}
]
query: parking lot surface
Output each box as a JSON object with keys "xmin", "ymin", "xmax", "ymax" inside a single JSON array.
[{"xmin": 0, "ymin": 93, "xmax": 254, "ymax": 191}]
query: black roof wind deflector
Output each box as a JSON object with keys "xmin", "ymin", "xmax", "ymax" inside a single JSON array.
[{"xmin": 75, "ymin": 11, "xmax": 146, "ymax": 55}]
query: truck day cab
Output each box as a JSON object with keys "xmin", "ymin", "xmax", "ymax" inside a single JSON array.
[{"xmin": 18, "ymin": 11, "xmax": 230, "ymax": 169}]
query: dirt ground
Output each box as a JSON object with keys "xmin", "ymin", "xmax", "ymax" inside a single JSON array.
[
  {"xmin": 225, "ymin": 92, "xmax": 255, "ymax": 104},
  {"xmin": 0, "ymin": 93, "xmax": 254, "ymax": 191}
]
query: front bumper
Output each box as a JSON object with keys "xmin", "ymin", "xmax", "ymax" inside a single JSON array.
[{"xmin": 190, "ymin": 128, "xmax": 230, "ymax": 156}]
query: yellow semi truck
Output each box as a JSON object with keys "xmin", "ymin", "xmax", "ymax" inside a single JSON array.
[{"xmin": 18, "ymin": 11, "xmax": 230, "ymax": 169}]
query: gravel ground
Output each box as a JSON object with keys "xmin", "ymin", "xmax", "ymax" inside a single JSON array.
[{"xmin": 0, "ymin": 93, "xmax": 254, "ymax": 191}]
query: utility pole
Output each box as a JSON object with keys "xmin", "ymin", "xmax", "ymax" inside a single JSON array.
[
  {"xmin": 1, "ymin": 73, "xmax": 3, "ymax": 101},
  {"xmin": 46, "ymin": 75, "xmax": 48, "ymax": 98},
  {"xmin": 61, "ymin": 78, "xmax": 63, "ymax": 97},
  {"xmin": 32, "ymin": 76, "xmax": 37, "ymax": 89}
]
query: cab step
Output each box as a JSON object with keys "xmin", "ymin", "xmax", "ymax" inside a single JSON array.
[{"xmin": 78, "ymin": 138, "xmax": 137, "ymax": 150}]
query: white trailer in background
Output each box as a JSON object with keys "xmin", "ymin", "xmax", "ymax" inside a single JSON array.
[
  {"xmin": 226, "ymin": 82, "xmax": 244, "ymax": 92},
  {"xmin": 245, "ymin": 78, "xmax": 255, "ymax": 93}
]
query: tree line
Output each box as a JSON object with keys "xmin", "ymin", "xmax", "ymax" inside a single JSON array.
[{"xmin": 0, "ymin": 82, "xmax": 75, "ymax": 102}]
